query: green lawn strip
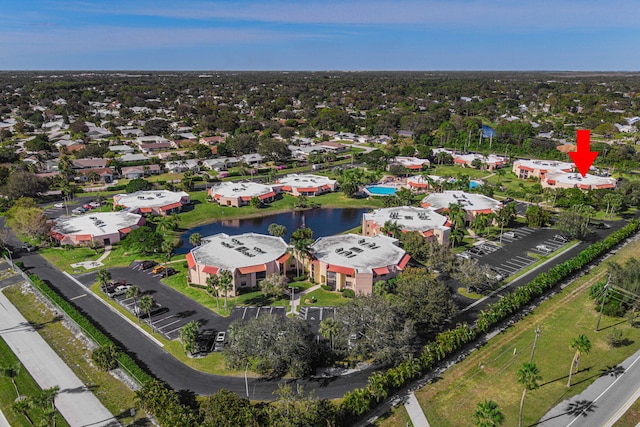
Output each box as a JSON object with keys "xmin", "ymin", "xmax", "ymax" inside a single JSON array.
[
  {"xmin": 613, "ymin": 396, "xmax": 640, "ymax": 427},
  {"xmin": 503, "ymin": 241, "xmax": 580, "ymax": 284},
  {"xmin": 299, "ymin": 289, "xmax": 350, "ymax": 307},
  {"xmin": 88, "ymin": 282, "xmax": 247, "ymax": 377},
  {"xmin": 414, "ymin": 235, "xmax": 640, "ymax": 427},
  {"xmin": 430, "ymin": 165, "xmax": 489, "ymax": 180},
  {"xmin": 2, "ymin": 285, "xmax": 142, "ymax": 425},
  {"xmin": 375, "ymin": 403, "xmax": 413, "ymax": 427},
  {"xmin": 0, "ymin": 336, "xmax": 69, "ymax": 427}
]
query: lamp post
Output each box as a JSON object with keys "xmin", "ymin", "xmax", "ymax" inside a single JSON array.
[
  {"xmin": 244, "ymin": 361, "xmax": 250, "ymax": 398},
  {"xmin": 6, "ymin": 248, "xmax": 15, "ymax": 273}
]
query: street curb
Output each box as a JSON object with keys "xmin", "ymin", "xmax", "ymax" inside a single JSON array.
[{"xmin": 63, "ymin": 271, "xmax": 164, "ymax": 347}]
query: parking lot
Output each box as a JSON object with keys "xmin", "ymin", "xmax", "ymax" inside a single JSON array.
[
  {"xmin": 77, "ymin": 263, "xmax": 233, "ymax": 343},
  {"xmin": 298, "ymin": 306, "xmax": 335, "ymax": 334},
  {"xmin": 458, "ymin": 227, "xmax": 573, "ymax": 279}
]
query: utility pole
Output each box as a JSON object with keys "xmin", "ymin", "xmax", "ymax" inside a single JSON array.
[
  {"xmin": 596, "ymin": 275, "xmax": 611, "ymax": 331},
  {"xmin": 530, "ymin": 325, "xmax": 542, "ymax": 363}
]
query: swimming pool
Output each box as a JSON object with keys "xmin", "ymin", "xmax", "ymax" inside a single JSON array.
[
  {"xmin": 365, "ymin": 185, "xmax": 398, "ymax": 196},
  {"xmin": 469, "ymin": 180, "xmax": 483, "ymax": 189}
]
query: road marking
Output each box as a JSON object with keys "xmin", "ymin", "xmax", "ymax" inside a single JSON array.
[
  {"xmin": 157, "ymin": 319, "xmax": 182, "ymax": 330},
  {"xmin": 567, "ymin": 351, "xmax": 640, "ymax": 426},
  {"xmin": 242, "ymin": 306, "xmax": 248, "ymax": 319},
  {"xmin": 165, "ymin": 325, "xmax": 185, "ymax": 336},
  {"xmin": 70, "ymin": 294, "xmax": 86, "ymax": 301}
]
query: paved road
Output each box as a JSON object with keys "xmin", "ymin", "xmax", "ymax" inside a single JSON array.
[
  {"xmin": 0, "ymin": 287, "xmax": 118, "ymax": 426},
  {"xmin": 1, "ymin": 215, "xmax": 632, "ymax": 402},
  {"xmin": 539, "ymin": 347, "xmax": 640, "ymax": 427}
]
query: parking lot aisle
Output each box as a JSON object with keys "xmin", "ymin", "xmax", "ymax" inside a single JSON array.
[{"xmin": 0, "ymin": 291, "xmax": 119, "ymax": 427}]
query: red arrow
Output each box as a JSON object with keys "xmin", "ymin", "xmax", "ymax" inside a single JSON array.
[{"xmin": 569, "ymin": 130, "xmax": 598, "ymax": 177}]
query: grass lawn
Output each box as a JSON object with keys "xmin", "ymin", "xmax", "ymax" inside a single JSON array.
[
  {"xmin": 87, "ymin": 281, "xmax": 247, "ymax": 377},
  {"xmin": 375, "ymin": 403, "xmax": 413, "ymax": 427},
  {"xmin": 299, "ymin": 289, "xmax": 350, "ymax": 307},
  {"xmin": 413, "ymin": 235, "xmax": 640, "ymax": 427},
  {"xmin": 0, "ymin": 336, "xmax": 69, "ymax": 427},
  {"xmin": 430, "ymin": 165, "xmax": 490, "ymax": 180},
  {"xmin": 457, "ymin": 287, "xmax": 482, "ymax": 300},
  {"xmin": 3, "ymin": 285, "xmax": 144, "ymax": 425},
  {"xmin": 614, "ymin": 397, "xmax": 640, "ymax": 427}
]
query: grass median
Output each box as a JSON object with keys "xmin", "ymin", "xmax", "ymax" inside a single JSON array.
[
  {"xmin": 413, "ymin": 235, "xmax": 640, "ymax": 426},
  {"xmin": 3, "ymin": 284, "xmax": 143, "ymax": 425}
]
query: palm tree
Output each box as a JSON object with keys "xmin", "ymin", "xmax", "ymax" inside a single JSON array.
[
  {"xmin": 290, "ymin": 227, "xmax": 313, "ymax": 277},
  {"xmin": 380, "ymin": 220, "xmax": 402, "ymax": 239},
  {"xmin": 206, "ymin": 274, "xmax": 220, "ymax": 309},
  {"xmin": 447, "ymin": 202, "xmax": 466, "ymax": 231},
  {"xmin": 11, "ymin": 397, "xmax": 34, "ymax": 426},
  {"xmin": 473, "ymin": 399, "xmax": 505, "ymax": 427},
  {"xmin": 567, "ymin": 335, "xmax": 591, "ymax": 387},
  {"xmin": 161, "ymin": 239, "xmax": 174, "ymax": 277},
  {"xmin": 217, "ymin": 270, "xmax": 233, "ymax": 308},
  {"xmin": 268, "ymin": 223, "xmax": 287, "ymax": 238},
  {"xmin": 319, "ymin": 318, "xmax": 340, "ymax": 351},
  {"xmin": 125, "ymin": 286, "xmax": 141, "ymax": 323},
  {"xmin": 449, "ymin": 228, "xmax": 465, "ymax": 248},
  {"xmin": 517, "ymin": 362, "xmax": 541, "ymax": 427},
  {"xmin": 139, "ymin": 295, "xmax": 155, "ymax": 332},
  {"xmin": 188, "ymin": 232, "xmax": 202, "ymax": 247},
  {"xmin": 1, "ymin": 363, "xmax": 21, "ymax": 397},
  {"xmin": 470, "ymin": 214, "xmax": 489, "ymax": 238},
  {"xmin": 96, "ymin": 268, "xmax": 111, "ymax": 287}
]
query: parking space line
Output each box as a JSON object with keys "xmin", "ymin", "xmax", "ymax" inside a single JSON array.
[
  {"xmin": 164, "ymin": 325, "xmax": 185, "ymax": 336},
  {"xmin": 152, "ymin": 314, "xmax": 175, "ymax": 324},
  {"xmin": 70, "ymin": 294, "xmax": 86, "ymax": 301},
  {"xmin": 157, "ymin": 319, "xmax": 182, "ymax": 330},
  {"xmin": 255, "ymin": 307, "xmax": 261, "ymax": 318},
  {"xmin": 242, "ymin": 307, "xmax": 248, "ymax": 319}
]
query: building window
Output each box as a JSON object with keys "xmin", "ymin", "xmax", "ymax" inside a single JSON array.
[
  {"xmin": 256, "ymin": 271, "xmax": 266, "ymax": 281},
  {"xmin": 326, "ymin": 271, "xmax": 336, "ymax": 288}
]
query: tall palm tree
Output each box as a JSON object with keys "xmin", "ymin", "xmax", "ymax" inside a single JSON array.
[
  {"xmin": 473, "ymin": 399, "xmax": 505, "ymax": 427},
  {"xmin": 161, "ymin": 239, "xmax": 173, "ymax": 277},
  {"xmin": 96, "ymin": 269, "xmax": 111, "ymax": 288},
  {"xmin": 1, "ymin": 363, "xmax": 21, "ymax": 397},
  {"xmin": 517, "ymin": 362, "xmax": 541, "ymax": 427},
  {"xmin": 449, "ymin": 228, "xmax": 465, "ymax": 248},
  {"xmin": 188, "ymin": 232, "xmax": 202, "ymax": 247},
  {"xmin": 125, "ymin": 286, "xmax": 141, "ymax": 323},
  {"xmin": 139, "ymin": 295, "xmax": 155, "ymax": 332},
  {"xmin": 206, "ymin": 274, "xmax": 220, "ymax": 309},
  {"xmin": 447, "ymin": 202, "xmax": 466, "ymax": 231},
  {"xmin": 319, "ymin": 318, "xmax": 340, "ymax": 351},
  {"xmin": 380, "ymin": 220, "xmax": 401, "ymax": 239},
  {"xmin": 268, "ymin": 223, "xmax": 287, "ymax": 238},
  {"xmin": 217, "ymin": 270, "xmax": 233, "ymax": 308},
  {"xmin": 567, "ymin": 335, "xmax": 591, "ymax": 387}
]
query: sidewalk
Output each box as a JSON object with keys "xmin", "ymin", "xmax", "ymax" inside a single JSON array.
[
  {"xmin": 288, "ymin": 284, "xmax": 321, "ymax": 314},
  {"xmin": 405, "ymin": 392, "xmax": 430, "ymax": 427},
  {"xmin": 0, "ymin": 290, "xmax": 119, "ymax": 427}
]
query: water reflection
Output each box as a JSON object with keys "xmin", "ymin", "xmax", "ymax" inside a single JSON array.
[{"xmin": 176, "ymin": 208, "xmax": 368, "ymax": 254}]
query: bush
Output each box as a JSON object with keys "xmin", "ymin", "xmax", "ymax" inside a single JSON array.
[
  {"xmin": 92, "ymin": 344, "xmax": 120, "ymax": 371},
  {"xmin": 321, "ymin": 284, "xmax": 333, "ymax": 291},
  {"xmin": 188, "ymin": 282, "xmax": 207, "ymax": 290},
  {"xmin": 341, "ymin": 289, "xmax": 355, "ymax": 298},
  {"xmin": 294, "ymin": 275, "xmax": 307, "ymax": 282},
  {"xmin": 14, "ymin": 261, "xmax": 25, "ymax": 270}
]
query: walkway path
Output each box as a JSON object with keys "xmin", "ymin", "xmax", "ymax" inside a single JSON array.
[
  {"xmin": 405, "ymin": 392, "xmax": 430, "ymax": 427},
  {"xmin": 0, "ymin": 290, "xmax": 119, "ymax": 427},
  {"xmin": 288, "ymin": 284, "xmax": 321, "ymax": 314},
  {"xmin": 70, "ymin": 245, "xmax": 112, "ymax": 270}
]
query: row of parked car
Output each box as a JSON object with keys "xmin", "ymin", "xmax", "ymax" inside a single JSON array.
[
  {"xmin": 139, "ymin": 260, "xmax": 177, "ymax": 276},
  {"xmin": 101, "ymin": 280, "xmax": 130, "ymax": 298}
]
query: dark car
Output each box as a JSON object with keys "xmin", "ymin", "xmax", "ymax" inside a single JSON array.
[
  {"xmin": 164, "ymin": 267, "xmax": 177, "ymax": 277},
  {"xmin": 502, "ymin": 197, "xmax": 514, "ymax": 204},
  {"xmin": 593, "ymin": 222, "xmax": 610, "ymax": 229},
  {"xmin": 22, "ymin": 243, "xmax": 36, "ymax": 252},
  {"xmin": 140, "ymin": 260, "xmax": 157, "ymax": 270}
]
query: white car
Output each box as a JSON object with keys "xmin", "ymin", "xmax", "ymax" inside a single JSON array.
[
  {"xmin": 536, "ymin": 244, "xmax": 551, "ymax": 253},
  {"xmin": 54, "ymin": 202, "xmax": 65, "ymax": 208},
  {"xmin": 111, "ymin": 285, "xmax": 131, "ymax": 297}
]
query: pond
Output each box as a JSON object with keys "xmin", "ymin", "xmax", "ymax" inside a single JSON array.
[{"xmin": 176, "ymin": 208, "xmax": 369, "ymax": 254}]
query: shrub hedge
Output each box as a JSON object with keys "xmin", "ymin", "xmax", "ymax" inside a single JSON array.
[
  {"xmin": 340, "ymin": 219, "xmax": 640, "ymax": 420},
  {"xmin": 28, "ymin": 274, "xmax": 154, "ymax": 385}
]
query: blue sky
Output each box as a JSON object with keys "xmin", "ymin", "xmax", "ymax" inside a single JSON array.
[{"xmin": 2, "ymin": 0, "xmax": 638, "ymax": 70}]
